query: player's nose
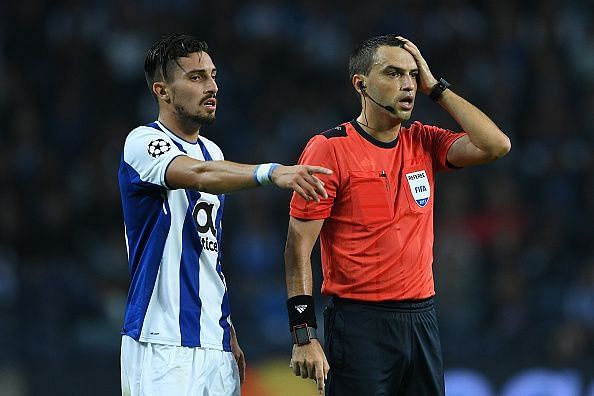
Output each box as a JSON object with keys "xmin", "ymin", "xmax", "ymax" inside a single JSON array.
[{"xmin": 204, "ymin": 77, "xmax": 218, "ymax": 94}]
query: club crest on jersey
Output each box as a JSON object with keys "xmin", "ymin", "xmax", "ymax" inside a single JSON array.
[
  {"xmin": 147, "ymin": 139, "xmax": 171, "ymax": 158},
  {"xmin": 405, "ymin": 170, "xmax": 430, "ymax": 207}
]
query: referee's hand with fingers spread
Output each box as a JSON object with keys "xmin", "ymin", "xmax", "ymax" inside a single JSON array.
[{"xmin": 290, "ymin": 339, "xmax": 329, "ymax": 395}]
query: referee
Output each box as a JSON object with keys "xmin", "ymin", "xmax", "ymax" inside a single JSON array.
[{"xmin": 284, "ymin": 35, "xmax": 510, "ymax": 395}]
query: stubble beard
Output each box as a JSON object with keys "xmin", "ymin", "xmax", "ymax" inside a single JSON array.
[
  {"xmin": 174, "ymin": 104, "xmax": 216, "ymax": 127},
  {"xmin": 398, "ymin": 110, "xmax": 412, "ymax": 121}
]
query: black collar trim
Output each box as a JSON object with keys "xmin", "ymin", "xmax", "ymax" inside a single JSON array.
[{"xmin": 350, "ymin": 120, "xmax": 398, "ymax": 148}]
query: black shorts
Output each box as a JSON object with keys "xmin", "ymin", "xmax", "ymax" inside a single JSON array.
[{"xmin": 324, "ymin": 296, "xmax": 444, "ymax": 396}]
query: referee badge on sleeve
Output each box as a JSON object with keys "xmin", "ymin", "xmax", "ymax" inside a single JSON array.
[
  {"xmin": 147, "ymin": 139, "xmax": 172, "ymax": 158},
  {"xmin": 405, "ymin": 170, "xmax": 430, "ymax": 207}
]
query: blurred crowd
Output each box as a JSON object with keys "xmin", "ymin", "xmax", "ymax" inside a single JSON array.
[{"xmin": 1, "ymin": 0, "xmax": 593, "ymax": 394}]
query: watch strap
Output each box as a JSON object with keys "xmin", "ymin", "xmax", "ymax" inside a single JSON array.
[{"xmin": 430, "ymin": 78, "xmax": 451, "ymax": 102}]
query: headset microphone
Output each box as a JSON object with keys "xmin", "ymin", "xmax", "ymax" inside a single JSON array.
[{"xmin": 358, "ymin": 81, "xmax": 395, "ymax": 114}]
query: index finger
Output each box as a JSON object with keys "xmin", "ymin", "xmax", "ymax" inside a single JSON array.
[
  {"xmin": 304, "ymin": 165, "xmax": 333, "ymax": 175},
  {"xmin": 306, "ymin": 174, "xmax": 329, "ymax": 199},
  {"xmin": 238, "ymin": 355, "xmax": 246, "ymax": 384},
  {"xmin": 315, "ymin": 362, "xmax": 326, "ymax": 394},
  {"xmin": 395, "ymin": 36, "xmax": 419, "ymax": 50}
]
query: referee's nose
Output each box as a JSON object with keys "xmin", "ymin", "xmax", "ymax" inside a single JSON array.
[{"xmin": 401, "ymin": 74, "xmax": 415, "ymax": 92}]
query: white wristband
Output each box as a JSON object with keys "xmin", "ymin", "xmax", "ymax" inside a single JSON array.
[{"xmin": 254, "ymin": 163, "xmax": 280, "ymax": 185}]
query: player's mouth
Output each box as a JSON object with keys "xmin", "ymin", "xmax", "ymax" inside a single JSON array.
[
  {"xmin": 202, "ymin": 97, "xmax": 217, "ymax": 111},
  {"xmin": 398, "ymin": 95, "xmax": 414, "ymax": 110}
]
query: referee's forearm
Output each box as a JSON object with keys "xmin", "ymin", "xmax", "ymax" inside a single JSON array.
[
  {"xmin": 285, "ymin": 251, "xmax": 314, "ymax": 297},
  {"xmin": 284, "ymin": 217, "xmax": 323, "ymax": 297},
  {"xmin": 438, "ymin": 90, "xmax": 511, "ymax": 158}
]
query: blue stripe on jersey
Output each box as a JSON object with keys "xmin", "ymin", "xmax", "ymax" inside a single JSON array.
[
  {"xmin": 179, "ymin": 188, "xmax": 204, "ymax": 346},
  {"xmin": 214, "ymin": 193, "xmax": 231, "ymax": 351},
  {"xmin": 170, "ymin": 139, "xmax": 187, "ymax": 154},
  {"xmin": 118, "ymin": 157, "xmax": 171, "ymax": 339},
  {"xmin": 197, "ymin": 138, "xmax": 213, "ymax": 161},
  {"xmin": 198, "ymin": 139, "xmax": 232, "ymax": 351},
  {"xmin": 146, "ymin": 122, "xmax": 162, "ymax": 131}
]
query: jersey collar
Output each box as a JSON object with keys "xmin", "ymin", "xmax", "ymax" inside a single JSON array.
[
  {"xmin": 156, "ymin": 120, "xmax": 200, "ymax": 145},
  {"xmin": 350, "ymin": 120, "xmax": 399, "ymax": 149}
]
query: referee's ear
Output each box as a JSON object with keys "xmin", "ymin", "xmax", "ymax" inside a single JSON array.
[{"xmin": 153, "ymin": 82, "xmax": 170, "ymax": 103}]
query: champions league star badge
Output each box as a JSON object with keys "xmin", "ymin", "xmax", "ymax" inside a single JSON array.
[
  {"xmin": 147, "ymin": 139, "xmax": 172, "ymax": 158},
  {"xmin": 405, "ymin": 170, "xmax": 431, "ymax": 207}
]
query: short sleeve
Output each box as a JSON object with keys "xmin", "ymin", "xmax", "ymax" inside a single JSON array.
[
  {"xmin": 123, "ymin": 126, "xmax": 186, "ymax": 189},
  {"xmin": 420, "ymin": 124, "xmax": 466, "ymax": 172},
  {"xmin": 290, "ymin": 135, "xmax": 340, "ymax": 220}
]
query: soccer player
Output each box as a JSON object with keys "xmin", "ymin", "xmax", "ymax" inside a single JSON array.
[
  {"xmin": 284, "ymin": 35, "xmax": 511, "ymax": 395},
  {"xmin": 118, "ymin": 33, "xmax": 331, "ymax": 396}
]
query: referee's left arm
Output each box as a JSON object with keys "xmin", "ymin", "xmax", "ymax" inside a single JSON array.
[{"xmin": 437, "ymin": 89, "xmax": 512, "ymax": 167}]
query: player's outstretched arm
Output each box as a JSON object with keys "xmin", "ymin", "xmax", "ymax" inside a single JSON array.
[
  {"xmin": 165, "ymin": 156, "xmax": 332, "ymax": 201},
  {"xmin": 285, "ymin": 216, "xmax": 329, "ymax": 395},
  {"xmin": 397, "ymin": 36, "xmax": 511, "ymax": 167}
]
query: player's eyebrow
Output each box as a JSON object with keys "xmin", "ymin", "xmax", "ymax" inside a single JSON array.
[
  {"xmin": 382, "ymin": 65, "xmax": 419, "ymax": 74},
  {"xmin": 171, "ymin": 57, "xmax": 216, "ymax": 77},
  {"xmin": 185, "ymin": 68, "xmax": 217, "ymax": 76}
]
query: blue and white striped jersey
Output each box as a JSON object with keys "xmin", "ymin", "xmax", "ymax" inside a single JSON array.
[{"xmin": 118, "ymin": 120, "xmax": 232, "ymax": 351}]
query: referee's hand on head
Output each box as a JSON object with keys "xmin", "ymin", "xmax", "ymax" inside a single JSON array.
[{"xmin": 290, "ymin": 339, "xmax": 330, "ymax": 394}]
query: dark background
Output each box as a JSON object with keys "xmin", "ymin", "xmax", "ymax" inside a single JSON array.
[{"xmin": 1, "ymin": 0, "xmax": 593, "ymax": 394}]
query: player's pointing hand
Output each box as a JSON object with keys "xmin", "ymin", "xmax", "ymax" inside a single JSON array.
[{"xmin": 271, "ymin": 165, "xmax": 332, "ymax": 202}]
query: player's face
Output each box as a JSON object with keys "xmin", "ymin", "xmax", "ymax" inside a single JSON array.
[
  {"xmin": 168, "ymin": 52, "xmax": 218, "ymax": 126},
  {"xmin": 366, "ymin": 45, "xmax": 418, "ymax": 120}
]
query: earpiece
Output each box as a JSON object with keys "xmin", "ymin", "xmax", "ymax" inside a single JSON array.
[{"xmin": 357, "ymin": 80, "xmax": 396, "ymax": 114}]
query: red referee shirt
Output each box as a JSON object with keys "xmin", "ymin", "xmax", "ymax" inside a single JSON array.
[{"xmin": 290, "ymin": 120, "xmax": 465, "ymax": 301}]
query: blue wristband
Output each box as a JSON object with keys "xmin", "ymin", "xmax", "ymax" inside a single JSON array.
[{"xmin": 254, "ymin": 163, "xmax": 280, "ymax": 185}]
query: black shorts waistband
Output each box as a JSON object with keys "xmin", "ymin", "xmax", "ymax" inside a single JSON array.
[{"xmin": 331, "ymin": 296, "xmax": 434, "ymax": 312}]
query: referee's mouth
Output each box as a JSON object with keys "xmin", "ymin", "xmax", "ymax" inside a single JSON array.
[{"xmin": 398, "ymin": 95, "xmax": 414, "ymax": 110}]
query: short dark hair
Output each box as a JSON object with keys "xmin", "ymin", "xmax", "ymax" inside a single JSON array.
[
  {"xmin": 348, "ymin": 35, "xmax": 405, "ymax": 78},
  {"xmin": 144, "ymin": 34, "xmax": 210, "ymax": 91}
]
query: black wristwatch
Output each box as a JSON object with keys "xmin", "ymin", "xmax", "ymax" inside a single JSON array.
[
  {"xmin": 430, "ymin": 78, "xmax": 451, "ymax": 102},
  {"xmin": 291, "ymin": 324, "xmax": 318, "ymax": 346}
]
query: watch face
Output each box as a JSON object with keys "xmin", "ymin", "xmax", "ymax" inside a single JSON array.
[{"xmin": 295, "ymin": 326, "xmax": 312, "ymax": 345}]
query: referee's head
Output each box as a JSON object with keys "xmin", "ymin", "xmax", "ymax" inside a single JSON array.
[{"xmin": 349, "ymin": 34, "xmax": 406, "ymax": 79}]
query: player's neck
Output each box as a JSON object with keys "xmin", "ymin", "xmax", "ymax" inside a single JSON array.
[
  {"xmin": 158, "ymin": 112, "xmax": 201, "ymax": 143},
  {"xmin": 356, "ymin": 112, "xmax": 401, "ymax": 143}
]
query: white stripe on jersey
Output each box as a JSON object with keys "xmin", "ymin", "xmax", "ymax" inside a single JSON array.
[{"xmin": 140, "ymin": 188, "xmax": 187, "ymax": 344}]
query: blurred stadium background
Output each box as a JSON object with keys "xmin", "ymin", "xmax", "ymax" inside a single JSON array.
[{"xmin": 1, "ymin": 0, "xmax": 593, "ymax": 395}]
